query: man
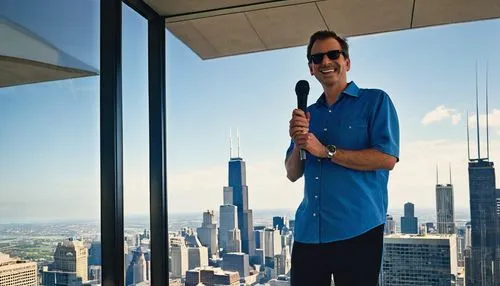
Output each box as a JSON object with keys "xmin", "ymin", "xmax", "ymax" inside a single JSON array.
[{"xmin": 285, "ymin": 30, "xmax": 400, "ymax": 286}]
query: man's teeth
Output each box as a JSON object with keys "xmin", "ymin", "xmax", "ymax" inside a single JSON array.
[{"xmin": 321, "ymin": 69, "xmax": 335, "ymax": 73}]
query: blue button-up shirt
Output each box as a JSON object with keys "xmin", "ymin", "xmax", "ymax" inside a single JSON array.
[{"xmin": 286, "ymin": 81, "xmax": 400, "ymax": 243}]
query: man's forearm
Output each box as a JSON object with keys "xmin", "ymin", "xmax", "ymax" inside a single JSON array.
[
  {"xmin": 285, "ymin": 147, "xmax": 305, "ymax": 182},
  {"xmin": 330, "ymin": 148, "xmax": 397, "ymax": 171}
]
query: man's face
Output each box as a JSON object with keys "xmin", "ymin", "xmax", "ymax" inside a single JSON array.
[{"xmin": 309, "ymin": 37, "xmax": 350, "ymax": 88}]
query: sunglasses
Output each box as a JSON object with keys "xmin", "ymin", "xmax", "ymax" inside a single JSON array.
[{"xmin": 310, "ymin": 50, "xmax": 345, "ymax": 64}]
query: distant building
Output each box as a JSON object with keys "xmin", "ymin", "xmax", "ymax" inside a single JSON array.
[
  {"xmin": 400, "ymin": 202, "xmax": 418, "ymax": 234},
  {"xmin": 219, "ymin": 204, "xmax": 238, "ymax": 252},
  {"xmin": 0, "ymin": 252, "xmax": 37, "ymax": 286},
  {"xmin": 126, "ymin": 247, "xmax": 147, "ymax": 285},
  {"xmin": 88, "ymin": 265, "xmax": 101, "ymax": 284},
  {"xmin": 436, "ymin": 166, "xmax": 455, "ymax": 234},
  {"xmin": 197, "ymin": 210, "xmax": 218, "ymax": 257},
  {"xmin": 170, "ymin": 237, "xmax": 188, "ymax": 279},
  {"xmin": 384, "ymin": 214, "xmax": 396, "ymax": 235},
  {"xmin": 222, "ymin": 252, "xmax": 249, "ymax": 278},
  {"xmin": 188, "ymin": 246, "xmax": 209, "ymax": 270},
  {"xmin": 42, "ymin": 271, "xmax": 83, "ymax": 286},
  {"xmin": 264, "ymin": 228, "xmax": 282, "ymax": 260},
  {"xmin": 53, "ymin": 238, "xmax": 88, "ymax": 281},
  {"xmin": 88, "ymin": 241, "xmax": 101, "ymax": 266},
  {"xmin": 272, "ymin": 216, "xmax": 289, "ymax": 233},
  {"xmin": 381, "ymin": 234, "xmax": 457, "ymax": 285},
  {"xmin": 226, "ymin": 228, "xmax": 242, "ymax": 253},
  {"xmin": 185, "ymin": 266, "xmax": 239, "ymax": 286}
]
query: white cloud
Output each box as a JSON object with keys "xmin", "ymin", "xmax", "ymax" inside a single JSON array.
[
  {"xmin": 468, "ymin": 109, "xmax": 500, "ymax": 130},
  {"xmin": 451, "ymin": 114, "xmax": 461, "ymax": 125},
  {"xmin": 421, "ymin": 105, "xmax": 461, "ymax": 125}
]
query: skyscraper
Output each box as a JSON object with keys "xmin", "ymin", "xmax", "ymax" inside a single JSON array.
[
  {"xmin": 401, "ymin": 202, "xmax": 418, "ymax": 234},
  {"xmin": 436, "ymin": 164, "xmax": 455, "ymax": 234},
  {"xmin": 170, "ymin": 237, "xmax": 189, "ymax": 279},
  {"xmin": 126, "ymin": 247, "xmax": 147, "ymax": 286},
  {"xmin": 384, "ymin": 214, "xmax": 396, "ymax": 235},
  {"xmin": 219, "ymin": 204, "xmax": 238, "ymax": 252},
  {"xmin": 222, "ymin": 252, "xmax": 250, "ymax": 278},
  {"xmin": 188, "ymin": 246, "xmax": 209, "ymax": 270},
  {"xmin": 226, "ymin": 228, "xmax": 242, "ymax": 253},
  {"xmin": 197, "ymin": 210, "xmax": 218, "ymax": 257},
  {"xmin": 0, "ymin": 252, "xmax": 37, "ymax": 286},
  {"xmin": 224, "ymin": 131, "xmax": 255, "ymax": 256},
  {"xmin": 53, "ymin": 238, "xmax": 88, "ymax": 281},
  {"xmin": 466, "ymin": 64, "xmax": 500, "ymax": 286}
]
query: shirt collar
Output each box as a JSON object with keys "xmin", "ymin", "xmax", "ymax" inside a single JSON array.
[{"xmin": 315, "ymin": 81, "xmax": 360, "ymax": 106}]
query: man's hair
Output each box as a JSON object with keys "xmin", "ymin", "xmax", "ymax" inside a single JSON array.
[{"xmin": 306, "ymin": 30, "xmax": 349, "ymax": 63}]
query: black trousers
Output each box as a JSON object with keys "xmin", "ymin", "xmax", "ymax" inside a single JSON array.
[{"xmin": 290, "ymin": 224, "xmax": 384, "ymax": 286}]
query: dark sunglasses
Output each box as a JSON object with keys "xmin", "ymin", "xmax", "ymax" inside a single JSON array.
[{"xmin": 310, "ymin": 50, "xmax": 345, "ymax": 64}]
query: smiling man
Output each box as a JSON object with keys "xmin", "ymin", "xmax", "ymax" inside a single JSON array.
[{"xmin": 285, "ymin": 30, "xmax": 400, "ymax": 286}]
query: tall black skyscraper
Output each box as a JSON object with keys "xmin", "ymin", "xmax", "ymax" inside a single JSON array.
[
  {"xmin": 466, "ymin": 64, "xmax": 500, "ymax": 286},
  {"xmin": 225, "ymin": 130, "xmax": 255, "ymax": 256},
  {"xmin": 401, "ymin": 202, "xmax": 418, "ymax": 234}
]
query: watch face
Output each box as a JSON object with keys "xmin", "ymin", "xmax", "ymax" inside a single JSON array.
[{"xmin": 327, "ymin": 145, "xmax": 336, "ymax": 152}]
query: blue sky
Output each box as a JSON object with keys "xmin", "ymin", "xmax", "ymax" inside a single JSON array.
[{"xmin": 1, "ymin": 0, "xmax": 500, "ymax": 222}]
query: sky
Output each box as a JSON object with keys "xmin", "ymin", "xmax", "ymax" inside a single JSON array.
[{"xmin": 1, "ymin": 0, "xmax": 500, "ymax": 223}]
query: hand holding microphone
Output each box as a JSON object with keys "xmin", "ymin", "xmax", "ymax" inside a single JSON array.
[{"xmin": 290, "ymin": 80, "xmax": 310, "ymax": 160}]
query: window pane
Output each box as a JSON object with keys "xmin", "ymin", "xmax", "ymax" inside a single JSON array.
[
  {"xmin": 122, "ymin": 4, "xmax": 151, "ymax": 286},
  {"xmin": 0, "ymin": 0, "xmax": 99, "ymax": 285}
]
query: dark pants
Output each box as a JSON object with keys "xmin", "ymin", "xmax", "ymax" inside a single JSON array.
[{"xmin": 290, "ymin": 224, "xmax": 384, "ymax": 286}]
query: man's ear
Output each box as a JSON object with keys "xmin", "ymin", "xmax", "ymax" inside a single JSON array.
[{"xmin": 346, "ymin": 58, "xmax": 351, "ymax": 72}]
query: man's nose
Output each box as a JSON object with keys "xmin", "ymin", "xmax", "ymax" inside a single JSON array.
[{"xmin": 320, "ymin": 54, "xmax": 332, "ymax": 65}]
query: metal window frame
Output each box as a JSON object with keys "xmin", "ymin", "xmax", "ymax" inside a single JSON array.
[{"xmin": 101, "ymin": 0, "xmax": 168, "ymax": 285}]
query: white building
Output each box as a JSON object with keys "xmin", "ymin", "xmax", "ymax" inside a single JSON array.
[{"xmin": 381, "ymin": 234, "xmax": 458, "ymax": 286}]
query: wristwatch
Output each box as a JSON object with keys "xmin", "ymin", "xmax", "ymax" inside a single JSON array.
[{"xmin": 326, "ymin": 145, "xmax": 337, "ymax": 159}]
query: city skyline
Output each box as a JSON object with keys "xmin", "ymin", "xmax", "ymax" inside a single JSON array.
[{"xmin": 1, "ymin": 0, "xmax": 500, "ymax": 221}]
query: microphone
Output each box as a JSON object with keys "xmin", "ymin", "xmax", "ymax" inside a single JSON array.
[{"xmin": 295, "ymin": 80, "xmax": 310, "ymax": 160}]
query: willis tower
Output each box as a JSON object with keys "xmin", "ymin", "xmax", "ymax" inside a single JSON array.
[
  {"xmin": 225, "ymin": 129, "xmax": 255, "ymax": 256},
  {"xmin": 466, "ymin": 64, "xmax": 500, "ymax": 286}
]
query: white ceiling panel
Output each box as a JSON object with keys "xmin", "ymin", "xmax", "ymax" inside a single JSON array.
[
  {"xmin": 190, "ymin": 13, "xmax": 266, "ymax": 57},
  {"xmin": 317, "ymin": 0, "xmax": 414, "ymax": 36},
  {"xmin": 246, "ymin": 3, "xmax": 328, "ymax": 49},
  {"xmin": 413, "ymin": 0, "xmax": 500, "ymax": 28}
]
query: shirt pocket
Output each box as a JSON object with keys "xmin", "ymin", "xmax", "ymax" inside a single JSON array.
[{"xmin": 338, "ymin": 118, "xmax": 369, "ymax": 149}]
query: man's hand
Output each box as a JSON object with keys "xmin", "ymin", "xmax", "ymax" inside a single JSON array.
[
  {"xmin": 289, "ymin": 109, "xmax": 310, "ymax": 141},
  {"xmin": 294, "ymin": 132, "xmax": 326, "ymax": 158}
]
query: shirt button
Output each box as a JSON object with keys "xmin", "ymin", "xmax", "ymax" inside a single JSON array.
[
  {"xmin": 348, "ymin": 126, "xmax": 352, "ymax": 129},
  {"xmin": 314, "ymin": 195, "xmax": 318, "ymax": 199},
  {"xmin": 317, "ymin": 159, "xmax": 321, "ymax": 162},
  {"xmin": 315, "ymin": 176, "xmax": 319, "ymax": 180},
  {"xmin": 328, "ymin": 110, "xmax": 332, "ymax": 113},
  {"xmin": 313, "ymin": 213, "xmax": 317, "ymax": 217},
  {"xmin": 323, "ymin": 128, "xmax": 328, "ymax": 131}
]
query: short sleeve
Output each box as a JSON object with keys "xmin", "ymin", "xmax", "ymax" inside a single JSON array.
[{"xmin": 369, "ymin": 91, "xmax": 400, "ymax": 161}]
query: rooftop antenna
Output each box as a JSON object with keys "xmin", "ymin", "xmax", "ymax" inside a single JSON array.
[
  {"xmin": 467, "ymin": 110, "xmax": 471, "ymax": 161},
  {"xmin": 486, "ymin": 61, "xmax": 490, "ymax": 160},
  {"xmin": 237, "ymin": 128, "xmax": 241, "ymax": 158},
  {"xmin": 436, "ymin": 163, "xmax": 439, "ymax": 185},
  {"xmin": 475, "ymin": 61, "xmax": 481, "ymax": 160},
  {"xmin": 449, "ymin": 163, "xmax": 452, "ymax": 185},
  {"xmin": 229, "ymin": 128, "xmax": 233, "ymax": 159}
]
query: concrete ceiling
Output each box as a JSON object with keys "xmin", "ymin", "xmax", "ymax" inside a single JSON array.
[
  {"xmin": 143, "ymin": 0, "xmax": 500, "ymax": 59},
  {"xmin": 0, "ymin": 17, "xmax": 98, "ymax": 88}
]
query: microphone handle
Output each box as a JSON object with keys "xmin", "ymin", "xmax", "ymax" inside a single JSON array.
[{"xmin": 300, "ymin": 149, "xmax": 307, "ymax": 160}]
